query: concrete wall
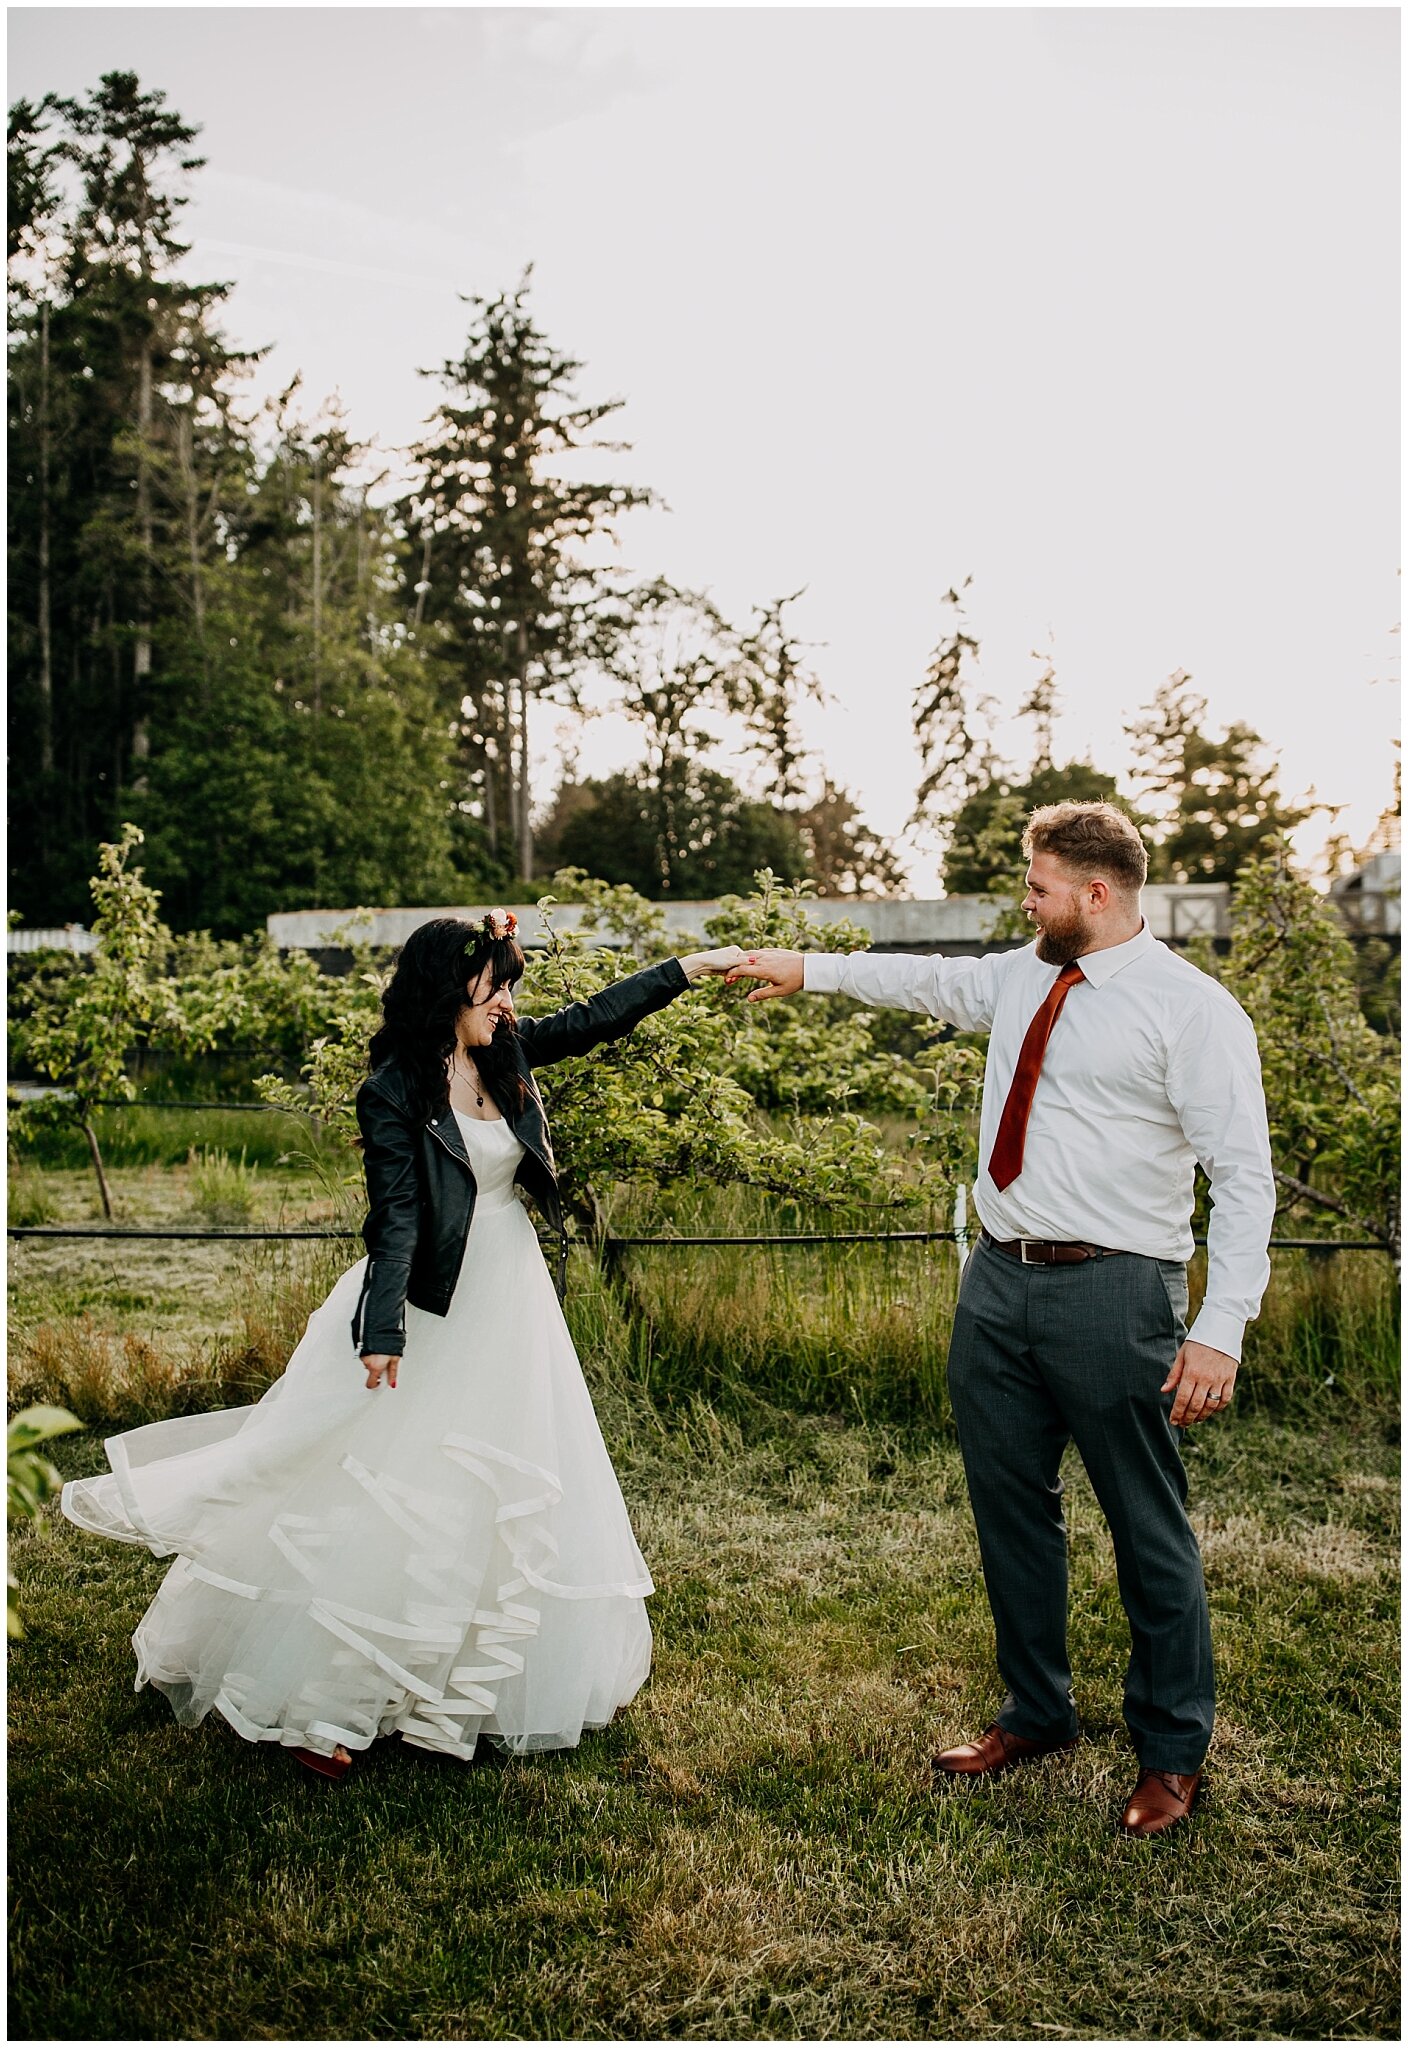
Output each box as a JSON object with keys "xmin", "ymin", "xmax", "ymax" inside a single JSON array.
[{"xmin": 265, "ymin": 884, "xmax": 1233, "ymax": 956}]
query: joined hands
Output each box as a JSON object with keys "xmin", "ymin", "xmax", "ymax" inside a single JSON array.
[
  {"xmin": 722, "ymin": 948, "xmax": 806, "ymax": 1000},
  {"xmin": 678, "ymin": 946, "xmax": 751, "ymax": 982}
]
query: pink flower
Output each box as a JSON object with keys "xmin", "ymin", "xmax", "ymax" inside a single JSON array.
[{"xmin": 484, "ymin": 908, "xmax": 517, "ymax": 941}]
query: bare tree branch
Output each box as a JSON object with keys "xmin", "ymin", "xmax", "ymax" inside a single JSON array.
[
  {"xmin": 1315, "ymin": 993, "xmax": 1372, "ymax": 1112},
  {"xmin": 1272, "ymin": 1167, "xmax": 1392, "ymax": 1247}
]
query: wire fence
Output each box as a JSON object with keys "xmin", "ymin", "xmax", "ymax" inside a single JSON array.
[
  {"xmin": 10, "ymin": 1096, "xmax": 303, "ymax": 1113},
  {"xmin": 7, "ymin": 1224, "xmax": 1390, "ymax": 1253}
]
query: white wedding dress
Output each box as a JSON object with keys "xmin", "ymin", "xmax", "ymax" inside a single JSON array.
[{"xmin": 61, "ymin": 1111, "xmax": 654, "ymax": 1763}]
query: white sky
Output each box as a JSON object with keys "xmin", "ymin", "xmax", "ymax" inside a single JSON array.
[{"xmin": 9, "ymin": 5, "xmax": 1400, "ymax": 893}]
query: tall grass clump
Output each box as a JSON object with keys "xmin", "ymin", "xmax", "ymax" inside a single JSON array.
[
  {"xmin": 206, "ymin": 1236, "xmax": 358, "ymax": 1406},
  {"xmin": 9, "ymin": 1314, "xmax": 190, "ymax": 1429},
  {"xmin": 612, "ymin": 1236, "xmax": 963, "ymax": 1426},
  {"xmin": 7, "ymin": 1157, "xmax": 57, "ymax": 1226},
  {"xmin": 1236, "ymin": 1248, "xmax": 1400, "ymax": 1416},
  {"xmin": 8, "ymin": 1236, "xmax": 362, "ymax": 1430},
  {"xmin": 187, "ymin": 1145, "xmax": 260, "ymax": 1225},
  {"xmin": 14, "ymin": 1104, "xmax": 342, "ymax": 1172},
  {"xmin": 606, "ymin": 1206, "xmax": 1397, "ymax": 1431}
]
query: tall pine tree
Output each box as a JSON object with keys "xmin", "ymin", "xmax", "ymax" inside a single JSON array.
[
  {"xmin": 1126, "ymin": 672, "xmax": 1319, "ymax": 883},
  {"xmin": 9, "ymin": 73, "xmax": 465, "ymax": 932},
  {"xmin": 402, "ymin": 272, "xmax": 652, "ymax": 883}
]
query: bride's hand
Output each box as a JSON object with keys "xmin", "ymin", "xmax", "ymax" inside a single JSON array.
[
  {"xmin": 679, "ymin": 946, "xmax": 748, "ymax": 982},
  {"xmin": 361, "ymin": 1353, "xmax": 399, "ymax": 1390}
]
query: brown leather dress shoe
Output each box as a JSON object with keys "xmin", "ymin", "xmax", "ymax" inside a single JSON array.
[
  {"xmin": 1120, "ymin": 1768, "xmax": 1201, "ymax": 1836},
  {"xmin": 934, "ymin": 1721, "xmax": 1079, "ymax": 1777}
]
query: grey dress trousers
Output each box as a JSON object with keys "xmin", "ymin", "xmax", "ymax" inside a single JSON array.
[{"xmin": 945, "ymin": 1234, "xmax": 1213, "ymax": 1774}]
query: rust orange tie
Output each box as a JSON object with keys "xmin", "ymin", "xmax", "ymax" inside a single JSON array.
[{"xmin": 987, "ymin": 961, "xmax": 1085, "ymax": 1191}]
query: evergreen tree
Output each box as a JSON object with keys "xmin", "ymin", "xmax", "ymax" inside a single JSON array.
[
  {"xmin": 1126, "ymin": 672, "xmax": 1319, "ymax": 883},
  {"xmin": 919, "ymin": 637, "xmax": 1130, "ymax": 895},
  {"xmin": 549, "ymin": 768, "xmax": 809, "ymax": 899},
  {"xmin": 402, "ymin": 272, "xmax": 651, "ymax": 883},
  {"xmin": 584, "ymin": 578, "xmax": 759, "ymax": 893},
  {"xmin": 734, "ymin": 589, "xmax": 828, "ymax": 808},
  {"xmin": 909, "ymin": 577, "xmax": 1001, "ymax": 840},
  {"xmin": 793, "ymin": 780, "xmax": 908, "ymax": 898},
  {"xmin": 8, "ymin": 75, "xmax": 467, "ymax": 933},
  {"xmin": 134, "ymin": 391, "xmax": 461, "ymax": 932},
  {"xmin": 7, "ymin": 97, "xmax": 66, "ymax": 817},
  {"xmin": 7, "ymin": 73, "xmax": 253, "ymax": 919}
]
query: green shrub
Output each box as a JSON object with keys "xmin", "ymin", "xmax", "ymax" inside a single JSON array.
[{"xmin": 7, "ymin": 1401, "xmax": 81, "ymax": 1636}]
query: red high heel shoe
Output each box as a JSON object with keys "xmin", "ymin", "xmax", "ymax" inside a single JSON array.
[{"xmin": 290, "ymin": 1744, "xmax": 353, "ymax": 1781}]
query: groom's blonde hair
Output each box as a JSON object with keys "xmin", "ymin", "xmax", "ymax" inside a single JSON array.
[{"xmin": 1023, "ymin": 801, "xmax": 1148, "ymax": 896}]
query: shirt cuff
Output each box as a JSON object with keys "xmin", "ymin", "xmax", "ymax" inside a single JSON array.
[
  {"xmin": 1186, "ymin": 1304, "xmax": 1245, "ymax": 1363},
  {"xmin": 801, "ymin": 953, "xmax": 846, "ymax": 993}
]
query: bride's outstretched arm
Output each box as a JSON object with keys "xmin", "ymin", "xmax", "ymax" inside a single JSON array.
[{"xmin": 514, "ymin": 949, "xmax": 745, "ymax": 1069}]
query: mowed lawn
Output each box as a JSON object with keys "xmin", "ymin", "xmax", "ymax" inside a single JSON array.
[{"xmin": 9, "ymin": 1393, "xmax": 1398, "ymax": 2042}]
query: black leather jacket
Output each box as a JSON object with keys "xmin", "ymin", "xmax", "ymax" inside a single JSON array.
[{"xmin": 350, "ymin": 955, "xmax": 691, "ymax": 1356}]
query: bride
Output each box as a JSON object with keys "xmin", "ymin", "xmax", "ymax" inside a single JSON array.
[{"xmin": 62, "ymin": 912, "xmax": 743, "ymax": 1779}]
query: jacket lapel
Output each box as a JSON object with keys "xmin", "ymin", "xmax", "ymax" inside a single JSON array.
[{"xmin": 425, "ymin": 1104, "xmax": 471, "ymax": 1167}]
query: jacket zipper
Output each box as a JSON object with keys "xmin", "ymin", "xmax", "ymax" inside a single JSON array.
[{"xmin": 425, "ymin": 1120, "xmax": 476, "ymax": 1294}]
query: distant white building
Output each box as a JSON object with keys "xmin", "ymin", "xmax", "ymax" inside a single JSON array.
[
  {"xmin": 6, "ymin": 924, "xmax": 99, "ymax": 955},
  {"xmin": 1329, "ymin": 850, "xmax": 1401, "ymax": 936}
]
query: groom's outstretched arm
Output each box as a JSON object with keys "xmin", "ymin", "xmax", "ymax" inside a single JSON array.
[{"xmin": 726, "ymin": 946, "xmax": 1017, "ymax": 1033}]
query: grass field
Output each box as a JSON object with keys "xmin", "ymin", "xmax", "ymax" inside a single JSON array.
[{"xmin": 7, "ymin": 1152, "xmax": 1401, "ymax": 2039}]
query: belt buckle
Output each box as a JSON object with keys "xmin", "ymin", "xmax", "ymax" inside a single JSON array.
[{"xmin": 1019, "ymin": 1239, "xmax": 1044, "ymax": 1265}]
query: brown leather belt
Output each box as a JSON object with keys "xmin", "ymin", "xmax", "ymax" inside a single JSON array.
[{"xmin": 981, "ymin": 1229, "xmax": 1126, "ymax": 1266}]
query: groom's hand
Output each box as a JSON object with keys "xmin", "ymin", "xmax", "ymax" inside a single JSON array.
[
  {"xmin": 1162, "ymin": 1340, "xmax": 1237, "ymax": 1426},
  {"xmin": 724, "ymin": 949, "xmax": 806, "ymax": 1002}
]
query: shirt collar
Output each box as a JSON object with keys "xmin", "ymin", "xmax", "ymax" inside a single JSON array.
[{"xmin": 1074, "ymin": 918, "xmax": 1155, "ymax": 989}]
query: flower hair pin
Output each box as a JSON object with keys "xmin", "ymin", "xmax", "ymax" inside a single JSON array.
[{"xmin": 476, "ymin": 908, "xmax": 518, "ymax": 942}]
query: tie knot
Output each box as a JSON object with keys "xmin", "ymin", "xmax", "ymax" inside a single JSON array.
[{"xmin": 1057, "ymin": 961, "xmax": 1085, "ymax": 987}]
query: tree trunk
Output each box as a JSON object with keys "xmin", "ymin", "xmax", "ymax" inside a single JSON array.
[
  {"xmin": 413, "ymin": 527, "xmax": 432, "ymax": 630},
  {"xmin": 82, "ymin": 1117, "xmax": 115, "ymax": 1221},
  {"xmin": 109, "ymin": 592, "xmax": 125, "ymax": 829},
  {"xmin": 37, "ymin": 298, "xmax": 54, "ymax": 778},
  {"xmin": 177, "ymin": 411, "xmax": 209, "ymax": 702},
  {"xmin": 132, "ymin": 164, "xmax": 156, "ymax": 776},
  {"xmin": 515, "ymin": 620, "xmax": 533, "ymax": 883},
  {"xmin": 503, "ymin": 683, "xmax": 519, "ymax": 873},
  {"xmin": 132, "ymin": 339, "xmax": 153, "ymax": 778},
  {"xmin": 311, "ymin": 451, "xmax": 323, "ymax": 715},
  {"xmin": 355, "ymin": 483, "xmax": 373, "ymax": 641},
  {"xmin": 482, "ymin": 734, "xmax": 498, "ymax": 856}
]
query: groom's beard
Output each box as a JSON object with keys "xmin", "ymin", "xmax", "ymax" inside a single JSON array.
[{"xmin": 1033, "ymin": 904, "xmax": 1093, "ymax": 966}]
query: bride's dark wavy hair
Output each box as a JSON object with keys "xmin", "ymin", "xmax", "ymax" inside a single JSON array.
[{"xmin": 367, "ymin": 917, "xmax": 528, "ymax": 1124}]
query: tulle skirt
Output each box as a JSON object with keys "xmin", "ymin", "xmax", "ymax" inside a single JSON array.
[{"xmin": 61, "ymin": 1187, "xmax": 654, "ymax": 1762}]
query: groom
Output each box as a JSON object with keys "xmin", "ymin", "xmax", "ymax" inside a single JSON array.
[{"xmin": 728, "ymin": 801, "xmax": 1275, "ymax": 1836}]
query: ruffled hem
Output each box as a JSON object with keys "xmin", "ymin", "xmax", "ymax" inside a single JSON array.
[{"xmin": 62, "ymin": 1419, "xmax": 653, "ymax": 1763}]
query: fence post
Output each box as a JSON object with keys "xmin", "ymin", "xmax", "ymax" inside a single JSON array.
[{"xmin": 954, "ymin": 1183, "xmax": 969, "ymax": 1274}]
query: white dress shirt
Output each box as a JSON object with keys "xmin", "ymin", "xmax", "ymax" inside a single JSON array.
[{"xmin": 803, "ymin": 921, "xmax": 1275, "ymax": 1361}]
